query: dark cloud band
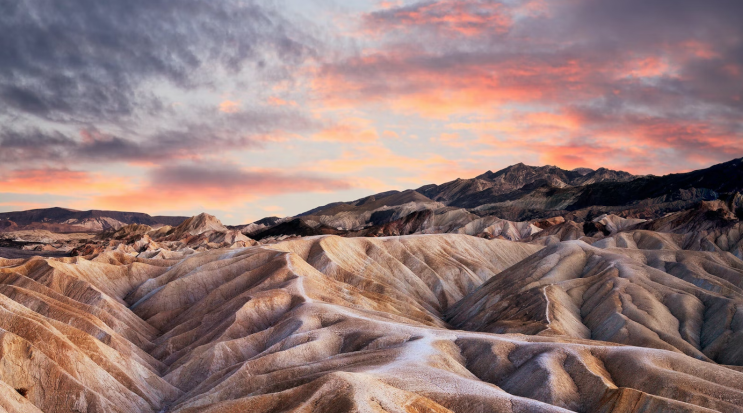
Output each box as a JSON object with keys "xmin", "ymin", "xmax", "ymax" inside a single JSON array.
[{"xmin": 0, "ymin": 0, "xmax": 312, "ymax": 123}]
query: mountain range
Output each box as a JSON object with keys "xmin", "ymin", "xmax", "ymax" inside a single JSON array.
[
  {"xmin": 0, "ymin": 207, "xmax": 188, "ymax": 233},
  {"xmin": 5, "ymin": 158, "xmax": 742, "ymax": 239},
  {"xmin": 2, "ymin": 158, "xmax": 743, "ymax": 411},
  {"xmin": 1, "ymin": 226, "xmax": 742, "ymax": 412},
  {"xmin": 250, "ymin": 157, "xmax": 743, "ymax": 240}
]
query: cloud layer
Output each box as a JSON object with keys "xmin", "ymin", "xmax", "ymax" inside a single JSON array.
[
  {"xmin": 1, "ymin": 0, "xmax": 742, "ymax": 222},
  {"xmin": 317, "ymin": 0, "xmax": 743, "ymax": 170},
  {"xmin": 0, "ymin": 0, "xmax": 311, "ymax": 122},
  {"xmin": 93, "ymin": 163, "xmax": 352, "ymax": 211}
]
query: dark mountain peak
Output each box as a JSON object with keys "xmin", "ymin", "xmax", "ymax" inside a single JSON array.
[
  {"xmin": 580, "ymin": 168, "xmax": 635, "ymax": 184},
  {"xmin": 572, "ymin": 167, "xmax": 594, "ymax": 176},
  {"xmin": 416, "ymin": 183, "xmax": 438, "ymax": 193},
  {"xmin": 500, "ymin": 161, "xmax": 531, "ymax": 172},
  {"xmin": 477, "ymin": 162, "xmax": 539, "ymax": 181},
  {"xmin": 519, "ymin": 178, "xmax": 560, "ymax": 191},
  {"xmin": 253, "ymin": 216, "xmax": 284, "ymax": 226},
  {"xmin": 354, "ymin": 195, "xmax": 378, "ymax": 207},
  {"xmin": 593, "ymin": 166, "xmax": 629, "ymax": 174},
  {"xmin": 710, "ymin": 156, "xmax": 743, "ymax": 172},
  {"xmin": 0, "ymin": 207, "xmax": 189, "ymax": 232},
  {"xmin": 722, "ymin": 157, "xmax": 743, "ymax": 166},
  {"xmin": 297, "ymin": 201, "xmax": 346, "ymax": 217},
  {"xmin": 353, "ymin": 190, "xmax": 411, "ymax": 207},
  {"xmin": 377, "ymin": 189, "xmax": 433, "ymax": 205},
  {"xmin": 298, "ymin": 189, "xmax": 435, "ymax": 218},
  {"xmin": 46, "ymin": 207, "xmax": 80, "ymax": 212},
  {"xmin": 640, "ymin": 156, "xmax": 743, "ymax": 194},
  {"xmin": 355, "ymin": 190, "xmax": 401, "ymax": 206},
  {"xmin": 429, "ymin": 161, "xmax": 639, "ymax": 209},
  {"xmin": 252, "ymin": 218, "xmax": 345, "ymax": 241}
]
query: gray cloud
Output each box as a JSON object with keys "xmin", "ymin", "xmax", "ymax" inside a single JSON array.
[
  {"xmin": 0, "ymin": 0, "xmax": 323, "ymax": 169},
  {"xmin": 344, "ymin": 0, "xmax": 743, "ymax": 104},
  {"xmin": 323, "ymin": 0, "xmax": 743, "ymax": 164},
  {"xmin": 0, "ymin": 105, "xmax": 319, "ymax": 163},
  {"xmin": 149, "ymin": 163, "xmax": 352, "ymax": 194},
  {"xmin": 0, "ymin": 0, "xmax": 314, "ymax": 123}
]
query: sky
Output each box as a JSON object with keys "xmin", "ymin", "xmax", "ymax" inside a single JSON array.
[{"xmin": 0, "ymin": 0, "xmax": 742, "ymax": 224}]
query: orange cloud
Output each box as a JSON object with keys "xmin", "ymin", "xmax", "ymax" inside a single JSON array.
[
  {"xmin": 0, "ymin": 201, "xmax": 49, "ymax": 210},
  {"xmin": 437, "ymin": 132, "xmax": 468, "ymax": 148},
  {"xmin": 347, "ymin": 176, "xmax": 399, "ymax": 192},
  {"xmin": 377, "ymin": 1, "xmax": 402, "ymax": 9},
  {"xmin": 219, "ymin": 100, "xmax": 241, "ymax": 113},
  {"xmin": 681, "ymin": 41, "xmax": 720, "ymax": 60},
  {"xmin": 447, "ymin": 110, "xmax": 581, "ymax": 146},
  {"xmin": 363, "ymin": 0, "xmax": 513, "ymax": 37},
  {"xmin": 313, "ymin": 118, "xmax": 379, "ymax": 142},
  {"xmin": 91, "ymin": 165, "xmax": 351, "ymax": 213},
  {"xmin": 409, "ymin": 164, "xmax": 487, "ymax": 185},
  {"xmin": 313, "ymin": 52, "xmax": 600, "ymax": 118},
  {"xmin": 329, "ymin": 0, "xmax": 740, "ymax": 176},
  {"xmin": 539, "ymin": 143, "xmax": 627, "ymax": 171},
  {"xmin": 0, "ymin": 169, "xmax": 131, "ymax": 196},
  {"xmin": 524, "ymin": 111, "xmax": 581, "ymax": 130},
  {"xmin": 623, "ymin": 56, "xmax": 673, "ymax": 78},
  {"xmin": 474, "ymin": 110, "xmax": 743, "ymax": 175},
  {"xmin": 515, "ymin": 0, "xmax": 549, "ymax": 17},
  {"xmin": 312, "ymin": 143, "xmax": 456, "ymax": 174},
  {"xmin": 308, "ymin": 143, "xmax": 481, "ymax": 185},
  {"xmin": 723, "ymin": 64, "xmax": 741, "ymax": 78},
  {"xmin": 93, "ymin": 188, "xmax": 257, "ymax": 212},
  {"xmin": 262, "ymin": 205, "xmax": 285, "ymax": 213},
  {"xmin": 267, "ymin": 96, "xmax": 297, "ymax": 106}
]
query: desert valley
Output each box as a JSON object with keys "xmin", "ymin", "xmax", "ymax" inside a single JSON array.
[
  {"xmin": 3, "ymin": 0, "xmax": 743, "ymax": 411},
  {"xmin": 1, "ymin": 159, "xmax": 743, "ymax": 412}
]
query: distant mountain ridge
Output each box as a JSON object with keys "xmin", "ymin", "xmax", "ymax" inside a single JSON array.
[
  {"xmin": 246, "ymin": 157, "xmax": 743, "ymax": 240},
  {"xmin": 0, "ymin": 207, "xmax": 189, "ymax": 233},
  {"xmin": 416, "ymin": 163, "xmax": 636, "ymax": 206},
  {"xmin": 4, "ymin": 159, "xmax": 743, "ymax": 239},
  {"xmin": 296, "ymin": 162, "xmax": 639, "ymax": 219}
]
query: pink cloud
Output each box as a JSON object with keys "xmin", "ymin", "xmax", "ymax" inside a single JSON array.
[{"xmin": 91, "ymin": 164, "xmax": 352, "ymax": 212}]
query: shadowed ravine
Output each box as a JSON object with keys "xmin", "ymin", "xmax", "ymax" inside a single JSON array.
[{"xmin": 1, "ymin": 234, "xmax": 742, "ymax": 412}]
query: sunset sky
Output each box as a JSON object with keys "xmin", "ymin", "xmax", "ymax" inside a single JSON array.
[{"xmin": 1, "ymin": 0, "xmax": 742, "ymax": 224}]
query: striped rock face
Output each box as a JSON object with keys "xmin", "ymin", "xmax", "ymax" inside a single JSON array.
[{"xmin": 0, "ymin": 234, "xmax": 742, "ymax": 412}]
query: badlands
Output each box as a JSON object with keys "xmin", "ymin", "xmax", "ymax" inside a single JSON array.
[
  {"xmin": 1, "ymin": 159, "xmax": 743, "ymax": 412},
  {"xmin": 2, "ymin": 234, "xmax": 743, "ymax": 412}
]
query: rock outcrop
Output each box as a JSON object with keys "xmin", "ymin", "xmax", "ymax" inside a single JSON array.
[
  {"xmin": 0, "ymin": 208, "xmax": 188, "ymax": 234},
  {"xmin": 0, "ymin": 235, "xmax": 742, "ymax": 412}
]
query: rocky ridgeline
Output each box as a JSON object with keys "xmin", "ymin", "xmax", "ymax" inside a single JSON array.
[
  {"xmin": 0, "ymin": 213, "xmax": 255, "ymax": 260},
  {"xmin": 68, "ymin": 213, "xmax": 256, "ymax": 259}
]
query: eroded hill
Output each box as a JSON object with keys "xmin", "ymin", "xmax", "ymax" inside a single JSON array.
[{"xmin": 0, "ymin": 234, "xmax": 742, "ymax": 412}]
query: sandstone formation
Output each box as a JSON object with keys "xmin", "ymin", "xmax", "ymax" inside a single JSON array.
[
  {"xmin": 69, "ymin": 214, "xmax": 257, "ymax": 259},
  {"xmin": 0, "ymin": 234, "xmax": 742, "ymax": 412},
  {"xmin": 0, "ymin": 214, "xmax": 256, "ymax": 259},
  {"xmin": 448, "ymin": 240, "xmax": 743, "ymax": 365},
  {"xmin": 2, "ymin": 158, "xmax": 743, "ymax": 412}
]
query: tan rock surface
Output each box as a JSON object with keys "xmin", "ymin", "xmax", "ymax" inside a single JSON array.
[{"xmin": 0, "ymin": 234, "xmax": 741, "ymax": 412}]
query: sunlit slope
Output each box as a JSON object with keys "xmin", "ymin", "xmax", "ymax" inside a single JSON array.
[
  {"xmin": 448, "ymin": 240, "xmax": 743, "ymax": 365},
  {"xmin": 0, "ymin": 235, "xmax": 741, "ymax": 412}
]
